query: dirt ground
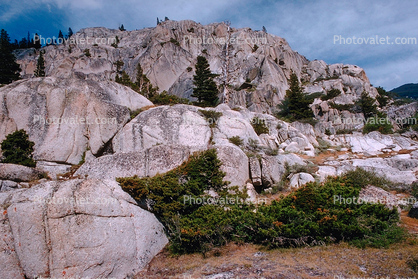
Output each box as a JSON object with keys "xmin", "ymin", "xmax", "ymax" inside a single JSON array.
[{"xmin": 135, "ymin": 212, "xmax": 418, "ymax": 279}]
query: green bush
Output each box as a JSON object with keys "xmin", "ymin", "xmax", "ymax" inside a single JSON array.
[
  {"xmin": 119, "ymin": 154, "xmax": 404, "ymax": 254},
  {"xmin": 129, "ymin": 108, "xmax": 143, "ymax": 119},
  {"xmin": 320, "ymin": 89, "xmax": 341, "ymax": 101},
  {"xmin": 150, "ymin": 92, "xmax": 190, "ymax": 105},
  {"xmin": 251, "ymin": 117, "xmax": 269, "ymax": 135},
  {"xmin": 363, "ymin": 117, "xmax": 393, "ymax": 134},
  {"xmin": 336, "ymin": 129, "xmax": 354, "ymax": 135},
  {"xmin": 329, "ymin": 103, "xmax": 355, "ymax": 112},
  {"xmin": 1, "ymin": 129, "xmax": 36, "ymax": 167},
  {"xmin": 228, "ymin": 136, "xmax": 243, "ymax": 146}
]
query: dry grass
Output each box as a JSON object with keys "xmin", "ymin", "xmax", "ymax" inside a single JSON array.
[{"xmin": 136, "ymin": 212, "xmax": 418, "ymax": 279}]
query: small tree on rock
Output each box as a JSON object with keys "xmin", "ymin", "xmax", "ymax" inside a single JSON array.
[
  {"xmin": 357, "ymin": 91, "xmax": 378, "ymax": 119},
  {"xmin": 192, "ymin": 56, "xmax": 218, "ymax": 107},
  {"xmin": 1, "ymin": 129, "xmax": 36, "ymax": 167},
  {"xmin": 278, "ymin": 73, "xmax": 313, "ymax": 120},
  {"xmin": 34, "ymin": 50, "xmax": 46, "ymax": 77},
  {"xmin": 0, "ymin": 29, "xmax": 21, "ymax": 84}
]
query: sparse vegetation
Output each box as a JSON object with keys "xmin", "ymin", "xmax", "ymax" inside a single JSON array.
[
  {"xmin": 320, "ymin": 88, "xmax": 341, "ymax": 101},
  {"xmin": 83, "ymin": 48, "xmax": 91, "ymax": 57},
  {"xmin": 356, "ymin": 91, "xmax": 378, "ymax": 119},
  {"xmin": 228, "ymin": 136, "xmax": 243, "ymax": 146},
  {"xmin": 251, "ymin": 117, "xmax": 269, "ymax": 135},
  {"xmin": 363, "ymin": 116, "xmax": 393, "ymax": 134},
  {"xmin": 119, "ymin": 162, "xmax": 405, "ymax": 255},
  {"xmin": 198, "ymin": 110, "xmax": 222, "ymax": 128},
  {"xmin": 329, "ymin": 103, "xmax": 355, "ymax": 112},
  {"xmin": 150, "ymin": 91, "xmax": 190, "ymax": 105}
]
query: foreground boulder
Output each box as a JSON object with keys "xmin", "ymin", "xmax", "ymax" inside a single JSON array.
[
  {"xmin": 75, "ymin": 144, "xmax": 190, "ymax": 180},
  {"xmin": 0, "ymin": 163, "xmax": 42, "ymax": 182},
  {"xmin": 0, "ymin": 179, "xmax": 168, "ymax": 279},
  {"xmin": 0, "ymin": 76, "xmax": 153, "ymax": 164}
]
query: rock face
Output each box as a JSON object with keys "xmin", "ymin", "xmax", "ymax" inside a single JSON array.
[
  {"xmin": 75, "ymin": 144, "xmax": 190, "ymax": 180},
  {"xmin": 215, "ymin": 144, "xmax": 249, "ymax": 187},
  {"xmin": 0, "ymin": 76, "xmax": 153, "ymax": 164},
  {"xmin": 289, "ymin": 172, "xmax": 315, "ymax": 189},
  {"xmin": 0, "ymin": 179, "xmax": 168, "ymax": 279},
  {"xmin": 359, "ymin": 186, "xmax": 402, "ymax": 212},
  {"xmin": 15, "ymin": 20, "xmax": 376, "ymax": 114},
  {"xmin": 113, "ymin": 105, "xmax": 211, "ymax": 153},
  {"xmin": 0, "ymin": 163, "xmax": 41, "ymax": 182}
]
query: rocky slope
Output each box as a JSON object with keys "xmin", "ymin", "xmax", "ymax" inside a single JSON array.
[
  {"xmin": 0, "ymin": 20, "xmax": 416, "ymax": 279},
  {"xmin": 15, "ymin": 20, "xmax": 377, "ymax": 117}
]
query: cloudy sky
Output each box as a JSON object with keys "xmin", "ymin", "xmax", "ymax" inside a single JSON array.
[{"xmin": 1, "ymin": 0, "xmax": 416, "ymax": 90}]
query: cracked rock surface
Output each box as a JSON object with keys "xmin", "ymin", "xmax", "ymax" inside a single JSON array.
[{"xmin": 0, "ymin": 179, "xmax": 168, "ymax": 279}]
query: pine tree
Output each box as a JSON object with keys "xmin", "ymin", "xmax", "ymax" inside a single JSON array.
[
  {"xmin": 1, "ymin": 129, "xmax": 36, "ymax": 167},
  {"xmin": 0, "ymin": 29, "xmax": 21, "ymax": 84},
  {"xmin": 119, "ymin": 24, "xmax": 126, "ymax": 31},
  {"xmin": 58, "ymin": 30, "xmax": 64, "ymax": 43},
  {"xmin": 68, "ymin": 28, "xmax": 73, "ymax": 38},
  {"xmin": 278, "ymin": 73, "xmax": 313, "ymax": 120},
  {"xmin": 134, "ymin": 63, "xmax": 157, "ymax": 98},
  {"xmin": 34, "ymin": 51, "xmax": 46, "ymax": 77},
  {"xmin": 33, "ymin": 33, "xmax": 41, "ymax": 49},
  {"xmin": 192, "ymin": 56, "xmax": 218, "ymax": 107},
  {"xmin": 357, "ymin": 91, "xmax": 378, "ymax": 119}
]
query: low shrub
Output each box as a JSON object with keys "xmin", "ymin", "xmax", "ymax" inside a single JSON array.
[
  {"xmin": 199, "ymin": 110, "xmax": 223, "ymax": 128},
  {"xmin": 320, "ymin": 89, "xmax": 341, "ymax": 101},
  {"xmin": 251, "ymin": 117, "xmax": 269, "ymax": 135},
  {"xmin": 363, "ymin": 117, "xmax": 393, "ymax": 134},
  {"xmin": 150, "ymin": 92, "xmax": 190, "ymax": 105},
  {"xmin": 228, "ymin": 136, "xmax": 243, "ymax": 146},
  {"xmin": 118, "ymin": 156, "xmax": 404, "ymax": 255},
  {"xmin": 329, "ymin": 103, "xmax": 355, "ymax": 112}
]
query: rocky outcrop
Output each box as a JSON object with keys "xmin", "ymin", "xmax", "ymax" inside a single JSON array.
[
  {"xmin": 0, "ymin": 179, "xmax": 168, "ymax": 279},
  {"xmin": 0, "ymin": 163, "xmax": 42, "ymax": 182},
  {"xmin": 289, "ymin": 173, "xmax": 315, "ymax": 188},
  {"xmin": 75, "ymin": 144, "xmax": 190, "ymax": 180},
  {"xmin": 216, "ymin": 144, "xmax": 249, "ymax": 187},
  {"xmin": 113, "ymin": 105, "xmax": 210, "ymax": 153},
  {"xmin": 15, "ymin": 20, "xmax": 376, "ymax": 114},
  {"xmin": 0, "ymin": 77, "xmax": 152, "ymax": 165}
]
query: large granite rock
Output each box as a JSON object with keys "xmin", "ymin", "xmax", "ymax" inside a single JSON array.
[
  {"xmin": 0, "ymin": 76, "xmax": 152, "ymax": 164},
  {"xmin": 75, "ymin": 144, "xmax": 190, "ymax": 180},
  {"xmin": 113, "ymin": 105, "xmax": 211, "ymax": 153},
  {"xmin": 215, "ymin": 144, "xmax": 249, "ymax": 187},
  {"xmin": 0, "ymin": 179, "xmax": 168, "ymax": 279},
  {"xmin": 0, "ymin": 163, "xmax": 41, "ymax": 182}
]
